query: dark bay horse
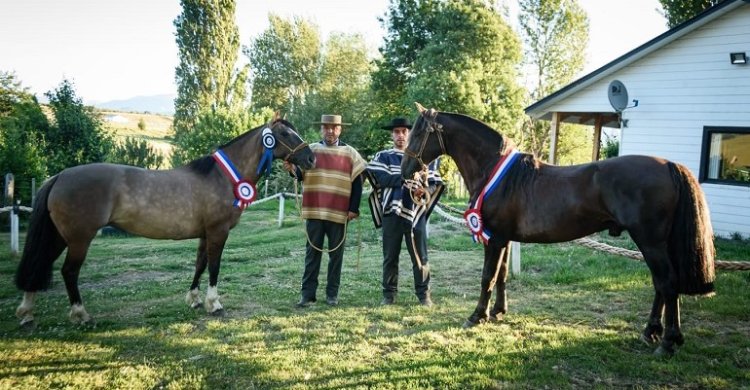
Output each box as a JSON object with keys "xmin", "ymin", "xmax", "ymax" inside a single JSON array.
[
  {"xmin": 402, "ymin": 105, "xmax": 715, "ymax": 355},
  {"xmin": 15, "ymin": 118, "xmax": 315, "ymax": 326}
]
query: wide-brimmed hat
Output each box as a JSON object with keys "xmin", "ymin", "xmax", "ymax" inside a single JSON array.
[
  {"xmin": 313, "ymin": 114, "xmax": 350, "ymax": 126},
  {"xmin": 380, "ymin": 117, "xmax": 413, "ymax": 130}
]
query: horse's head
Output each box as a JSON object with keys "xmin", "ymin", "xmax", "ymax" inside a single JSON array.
[
  {"xmin": 402, "ymin": 103, "xmax": 446, "ymax": 181},
  {"xmin": 268, "ymin": 117, "xmax": 315, "ymax": 169}
]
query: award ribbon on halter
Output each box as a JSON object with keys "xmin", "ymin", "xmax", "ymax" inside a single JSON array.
[
  {"xmin": 256, "ymin": 127, "xmax": 276, "ymax": 177},
  {"xmin": 212, "ymin": 149, "xmax": 257, "ymax": 209},
  {"xmin": 464, "ymin": 149, "xmax": 521, "ymax": 245}
]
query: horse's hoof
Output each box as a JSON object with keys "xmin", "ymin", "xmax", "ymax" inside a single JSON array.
[
  {"xmin": 640, "ymin": 333, "xmax": 659, "ymax": 345},
  {"xmin": 19, "ymin": 318, "xmax": 36, "ymax": 330},
  {"xmin": 191, "ymin": 302, "xmax": 203, "ymax": 310},
  {"xmin": 462, "ymin": 318, "xmax": 485, "ymax": 328},
  {"xmin": 654, "ymin": 345, "xmax": 675, "ymax": 357},
  {"xmin": 489, "ymin": 313, "xmax": 504, "ymax": 322},
  {"xmin": 209, "ymin": 308, "xmax": 225, "ymax": 317}
]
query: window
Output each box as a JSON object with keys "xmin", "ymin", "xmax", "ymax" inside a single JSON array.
[{"xmin": 700, "ymin": 127, "xmax": 750, "ymax": 186}]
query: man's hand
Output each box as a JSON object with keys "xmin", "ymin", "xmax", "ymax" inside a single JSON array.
[
  {"xmin": 413, "ymin": 187, "xmax": 426, "ymax": 199},
  {"xmin": 347, "ymin": 211, "xmax": 359, "ymax": 221},
  {"xmin": 283, "ymin": 161, "xmax": 296, "ymax": 173}
]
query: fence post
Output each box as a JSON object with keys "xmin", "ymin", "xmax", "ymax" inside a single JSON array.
[
  {"xmin": 10, "ymin": 200, "xmax": 19, "ymax": 256},
  {"xmin": 278, "ymin": 193, "xmax": 285, "ymax": 227},
  {"xmin": 510, "ymin": 241, "xmax": 521, "ymax": 276}
]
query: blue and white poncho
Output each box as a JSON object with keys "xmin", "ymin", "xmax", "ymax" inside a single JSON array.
[{"xmin": 365, "ymin": 149, "xmax": 444, "ymax": 227}]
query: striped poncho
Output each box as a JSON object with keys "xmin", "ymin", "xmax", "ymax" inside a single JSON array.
[{"xmin": 301, "ymin": 142, "xmax": 367, "ymax": 224}]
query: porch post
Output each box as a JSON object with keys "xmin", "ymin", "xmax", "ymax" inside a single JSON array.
[
  {"xmin": 592, "ymin": 114, "xmax": 603, "ymax": 161},
  {"xmin": 549, "ymin": 112, "xmax": 560, "ymax": 164}
]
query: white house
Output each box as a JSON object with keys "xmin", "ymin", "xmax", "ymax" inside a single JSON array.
[{"xmin": 525, "ymin": 0, "xmax": 750, "ymax": 239}]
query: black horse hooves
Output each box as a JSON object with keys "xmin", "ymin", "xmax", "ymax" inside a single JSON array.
[
  {"xmin": 462, "ymin": 318, "xmax": 488, "ymax": 329},
  {"xmin": 640, "ymin": 333, "xmax": 660, "ymax": 345}
]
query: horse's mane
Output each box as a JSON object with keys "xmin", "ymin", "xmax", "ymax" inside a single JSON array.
[
  {"xmin": 186, "ymin": 119, "xmax": 297, "ymax": 176},
  {"xmin": 441, "ymin": 112, "xmax": 539, "ymax": 197}
]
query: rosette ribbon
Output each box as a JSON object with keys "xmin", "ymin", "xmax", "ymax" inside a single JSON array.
[
  {"xmin": 464, "ymin": 149, "xmax": 521, "ymax": 244},
  {"xmin": 256, "ymin": 127, "xmax": 276, "ymax": 177},
  {"xmin": 213, "ymin": 149, "xmax": 258, "ymax": 209}
]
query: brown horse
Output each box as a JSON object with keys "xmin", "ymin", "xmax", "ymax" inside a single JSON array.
[
  {"xmin": 15, "ymin": 118, "xmax": 315, "ymax": 326},
  {"xmin": 402, "ymin": 105, "xmax": 715, "ymax": 355}
]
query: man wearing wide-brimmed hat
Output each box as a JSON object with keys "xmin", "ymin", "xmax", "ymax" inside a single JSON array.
[
  {"xmin": 284, "ymin": 114, "xmax": 366, "ymax": 308},
  {"xmin": 365, "ymin": 117, "xmax": 443, "ymax": 307}
]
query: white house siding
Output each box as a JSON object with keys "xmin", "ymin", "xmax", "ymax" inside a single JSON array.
[{"xmin": 536, "ymin": 4, "xmax": 750, "ymax": 238}]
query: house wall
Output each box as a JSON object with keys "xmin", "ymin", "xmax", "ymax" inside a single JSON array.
[{"xmin": 541, "ymin": 5, "xmax": 750, "ymax": 238}]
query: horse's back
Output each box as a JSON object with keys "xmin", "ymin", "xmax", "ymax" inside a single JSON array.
[{"xmin": 48, "ymin": 163, "xmax": 214, "ymax": 240}]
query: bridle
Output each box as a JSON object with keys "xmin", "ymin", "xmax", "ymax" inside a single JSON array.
[
  {"xmin": 269, "ymin": 120, "xmax": 308, "ymax": 161},
  {"xmin": 403, "ymin": 116, "xmax": 447, "ymax": 207},
  {"xmin": 403, "ymin": 117, "xmax": 447, "ymax": 168}
]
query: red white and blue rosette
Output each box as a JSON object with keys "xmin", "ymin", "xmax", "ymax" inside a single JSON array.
[
  {"xmin": 213, "ymin": 149, "xmax": 258, "ymax": 209},
  {"xmin": 463, "ymin": 208, "xmax": 490, "ymax": 244},
  {"xmin": 233, "ymin": 179, "xmax": 257, "ymax": 209}
]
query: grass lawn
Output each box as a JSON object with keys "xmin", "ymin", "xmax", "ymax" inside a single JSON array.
[{"xmin": 0, "ymin": 198, "xmax": 748, "ymax": 389}]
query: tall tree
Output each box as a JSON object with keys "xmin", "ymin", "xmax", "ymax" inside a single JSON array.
[
  {"xmin": 658, "ymin": 0, "xmax": 719, "ymax": 28},
  {"xmin": 245, "ymin": 15, "xmax": 322, "ymax": 114},
  {"xmin": 44, "ymin": 79, "xmax": 113, "ymax": 174},
  {"xmin": 0, "ymin": 71, "xmax": 48, "ymax": 203},
  {"xmin": 518, "ymin": 0, "xmax": 590, "ymax": 162},
  {"xmin": 173, "ymin": 0, "xmax": 246, "ymax": 165}
]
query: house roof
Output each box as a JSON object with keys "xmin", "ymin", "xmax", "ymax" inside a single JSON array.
[{"xmin": 525, "ymin": 0, "xmax": 749, "ymax": 118}]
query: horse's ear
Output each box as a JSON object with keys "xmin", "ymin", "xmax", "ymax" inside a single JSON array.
[
  {"xmin": 427, "ymin": 108, "xmax": 438, "ymax": 120},
  {"xmin": 273, "ymin": 111, "xmax": 281, "ymax": 122},
  {"xmin": 415, "ymin": 102, "xmax": 426, "ymax": 114}
]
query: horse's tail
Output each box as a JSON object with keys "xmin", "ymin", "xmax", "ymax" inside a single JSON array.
[
  {"xmin": 667, "ymin": 162, "xmax": 715, "ymax": 296},
  {"xmin": 15, "ymin": 175, "xmax": 66, "ymax": 292}
]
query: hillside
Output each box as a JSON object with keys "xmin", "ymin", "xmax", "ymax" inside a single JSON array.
[
  {"xmin": 94, "ymin": 94, "xmax": 176, "ymax": 115},
  {"xmin": 99, "ymin": 110, "xmax": 174, "ymax": 166}
]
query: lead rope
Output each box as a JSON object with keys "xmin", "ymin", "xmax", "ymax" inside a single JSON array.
[
  {"xmin": 403, "ymin": 167, "xmax": 431, "ymax": 270},
  {"xmin": 292, "ymin": 173, "xmax": 348, "ymax": 254}
]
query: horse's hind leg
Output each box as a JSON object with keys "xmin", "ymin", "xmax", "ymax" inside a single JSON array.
[
  {"xmin": 186, "ymin": 238, "xmax": 208, "ymax": 309},
  {"xmin": 61, "ymin": 239, "xmax": 95, "ymax": 324},
  {"xmin": 490, "ymin": 242, "xmax": 511, "ymax": 321},
  {"xmin": 633, "ymin": 237, "xmax": 683, "ymax": 355},
  {"xmin": 641, "ymin": 288, "xmax": 664, "ymax": 344}
]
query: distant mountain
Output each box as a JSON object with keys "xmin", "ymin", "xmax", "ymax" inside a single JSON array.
[{"xmin": 94, "ymin": 94, "xmax": 176, "ymax": 115}]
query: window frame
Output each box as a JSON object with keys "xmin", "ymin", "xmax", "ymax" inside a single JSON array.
[{"xmin": 699, "ymin": 126, "xmax": 750, "ymax": 187}]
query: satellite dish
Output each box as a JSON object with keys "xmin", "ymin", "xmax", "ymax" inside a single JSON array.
[{"xmin": 608, "ymin": 80, "xmax": 629, "ymax": 112}]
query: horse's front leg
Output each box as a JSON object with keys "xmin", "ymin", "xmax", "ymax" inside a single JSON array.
[
  {"xmin": 186, "ymin": 238, "xmax": 208, "ymax": 309},
  {"xmin": 204, "ymin": 230, "xmax": 229, "ymax": 315},
  {"xmin": 489, "ymin": 242, "xmax": 510, "ymax": 321},
  {"xmin": 464, "ymin": 239, "xmax": 507, "ymax": 328}
]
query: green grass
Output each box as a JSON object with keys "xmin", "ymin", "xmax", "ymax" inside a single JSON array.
[{"xmin": 0, "ymin": 199, "xmax": 748, "ymax": 389}]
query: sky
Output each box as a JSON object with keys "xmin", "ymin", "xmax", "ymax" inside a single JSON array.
[{"xmin": 0, "ymin": 0, "xmax": 668, "ymax": 104}]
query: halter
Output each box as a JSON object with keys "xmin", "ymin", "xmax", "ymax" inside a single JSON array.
[
  {"xmin": 269, "ymin": 120, "xmax": 309, "ymax": 161},
  {"xmin": 403, "ymin": 118, "xmax": 447, "ymax": 168},
  {"xmin": 403, "ymin": 117, "xmax": 447, "ymax": 203}
]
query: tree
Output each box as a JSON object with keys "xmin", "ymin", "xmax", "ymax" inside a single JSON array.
[
  {"xmin": 374, "ymin": 0, "xmax": 525, "ymax": 186},
  {"xmin": 44, "ymin": 79, "xmax": 113, "ymax": 174},
  {"xmin": 172, "ymin": 0, "xmax": 246, "ymax": 166},
  {"xmin": 517, "ymin": 0, "xmax": 590, "ymax": 162},
  {"xmin": 246, "ymin": 15, "xmax": 321, "ymax": 114},
  {"xmin": 109, "ymin": 137, "xmax": 164, "ymax": 169},
  {"xmin": 137, "ymin": 117, "xmax": 146, "ymax": 131},
  {"xmin": 658, "ymin": 0, "xmax": 719, "ymax": 28},
  {"xmin": 0, "ymin": 72, "xmax": 48, "ymax": 203}
]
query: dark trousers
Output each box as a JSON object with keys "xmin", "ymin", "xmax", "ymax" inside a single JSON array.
[
  {"xmin": 301, "ymin": 219, "xmax": 346, "ymax": 300},
  {"xmin": 382, "ymin": 214, "xmax": 430, "ymax": 299}
]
